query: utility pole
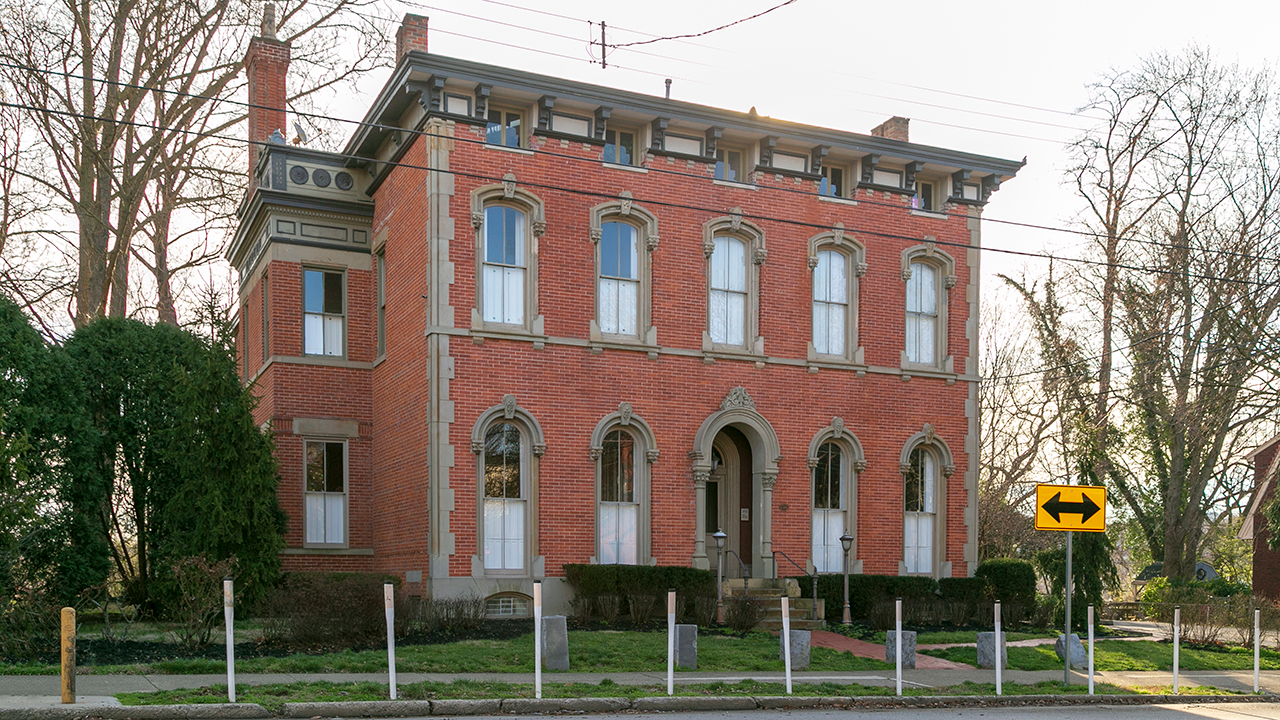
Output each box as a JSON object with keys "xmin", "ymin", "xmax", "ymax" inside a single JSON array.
[{"xmin": 600, "ymin": 21, "xmax": 607, "ymax": 68}]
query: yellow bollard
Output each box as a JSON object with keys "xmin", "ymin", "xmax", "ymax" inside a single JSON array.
[{"xmin": 60, "ymin": 607, "xmax": 75, "ymax": 704}]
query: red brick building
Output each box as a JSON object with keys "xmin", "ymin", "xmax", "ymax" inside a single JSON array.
[
  {"xmin": 228, "ymin": 14, "xmax": 1023, "ymax": 613},
  {"xmin": 1240, "ymin": 435, "xmax": 1280, "ymax": 598}
]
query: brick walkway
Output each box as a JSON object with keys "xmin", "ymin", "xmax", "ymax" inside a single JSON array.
[{"xmin": 809, "ymin": 630, "xmax": 973, "ymax": 669}]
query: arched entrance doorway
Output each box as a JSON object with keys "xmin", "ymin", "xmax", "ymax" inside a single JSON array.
[{"xmin": 691, "ymin": 387, "xmax": 781, "ymax": 578}]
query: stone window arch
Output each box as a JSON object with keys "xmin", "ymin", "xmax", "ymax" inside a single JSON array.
[
  {"xmin": 807, "ymin": 225, "xmax": 866, "ymax": 364},
  {"xmin": 807, "ymin": 417, "xmax": 866, "ymax": 573},
  {"xmin": 898, "ymin": 423, "xmax": 955, "ymax": 577},
  {"xmin": 470, "ymin": 174, "xmax": 547, "ymax": 337},
  {"xmin": 471, "ymin": 394, "xmax": 547, "ymax": 577},
  {"xmin": 702, "ymin": 209, "xmax": 766, "ymax": 355},
  {"xmin": 590, "ymin": 401, "xmax": 660, "ymax": 565},
  {"xmin": 589, "ymin": 193, "xmax": 660, "ymax": 346},
  {"xmin": 900, "ymin": 237, "xmax": 956, "ymax": 371}
]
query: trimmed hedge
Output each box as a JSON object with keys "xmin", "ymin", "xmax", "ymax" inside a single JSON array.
[
  {"xmin": 792, "ymin": 574, "xmax": 938, "ymax": 623},
  {"xmin": 975, "ymin": 558, "xmax": 1037, "ymax": 607},
  {"xmin": 563, "ymin": 564, "xmax": 715, "ymax": 599},
  {"xmin": 939, "ymin": 577, "xmax": 990, "ymax": 603}
]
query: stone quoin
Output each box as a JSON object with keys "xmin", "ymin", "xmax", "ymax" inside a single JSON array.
[{"xmin": 227, "ymin": 9, "xmax": 1024, "ymax": 615}]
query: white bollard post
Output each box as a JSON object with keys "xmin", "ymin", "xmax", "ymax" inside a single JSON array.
[
  {"xmin": 667, "ymin": 589, "xmax": 676, "ymax": 697},
  {"xmin": 1173, "ymin": 605, "xmax": 1180, "ymax": 695},
  {"xmin": 223, "ymin": 578, "xmax": 235, "ymax": 703},
  {"xmin": 533, "ymin": 582, "xmax": 543, "ymax": 700},
  {"xmin": 782, "ymin": 595, "xmax": 792, "ymax": 695},
  {"xmin": 384, "ymin": 584, "xmax": 397, "ymax": 699},
  {"xmin": 994, "ymin": 601, "xmax": 1002, "ymax": 696},
  {"xmin": 895, "ymin": 597, "xmax": 902, "ymax": 697},
  {"xmin": 1256, "ymin": 607, "xmax": 1262, "ymax": 694},
  {"xmin": 1087, "ymin": 604, "xmax": 1094, "ymax": 696}
]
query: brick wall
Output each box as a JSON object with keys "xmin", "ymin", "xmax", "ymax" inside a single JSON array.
[
  {"xmin": 1254, "ymin": 442, "xmax": 1280, "ymax": 598},
  {"xmin": 368, "ymin": 125, "xmax": 976, "ymax": 581}
]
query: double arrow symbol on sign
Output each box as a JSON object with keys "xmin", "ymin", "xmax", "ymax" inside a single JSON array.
[{"xmin": 1041, "ymin": 492, "xmax": 1102, "ymax": 523}]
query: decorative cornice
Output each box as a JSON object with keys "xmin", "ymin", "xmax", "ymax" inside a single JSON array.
[
  {"xmin": 502, "ymin": 394, "xmax": 518, "ymax": 419},
  {"xmin": 501, "ymin": 172, "xmax": 517, "ymax": 198},
  {"xmin": 761, "ymin": 473, "xmax": 777, "ymax": 490},
  {"xmin": 646, "ymin": 449, "xmax": 660, "ymax": 464},
  {"xmin": 617, "ymin": 401, "xmax": 633, "ymax": 425},
  {"xmin": 899, "ymin": 463, "xmax": 913, "ymax": 475},
  {"xmin": 693, "ymin": 470, "xmax": 709, "ymax": 487},
  {"xmin": 852, "ymin": 459, "xmax": 867, "ymax": 473},
  {"xmin": 944, "ymin": 274, "xmax": 958, "ymax": 289}
]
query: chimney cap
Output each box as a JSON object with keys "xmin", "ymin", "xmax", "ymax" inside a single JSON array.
[{"xmin": 261, "ymin": 2, "xmax": 278, "ymax": 40}]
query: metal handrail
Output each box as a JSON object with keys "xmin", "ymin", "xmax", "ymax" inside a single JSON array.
[
  {"xmin": 723, "ymin": 549, "xmax": 749, "ymax": 586},
  {"xmin": 772, "ymin": 549, "xmax": 819, "ymax": 620}
]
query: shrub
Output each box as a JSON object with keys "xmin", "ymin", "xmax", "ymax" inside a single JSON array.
[
  {"xmin": 168, "ymin": 554, "xmax": 237, "ymax": 649},
  {"xmin": 975, "ymin": 558, "xmax": 1037, "ymax": 607},
  {"xmin": 562, "ymin": 564, "xmax": 716, "ymax": 625},
  {"xmin": 0, "ymin": 586, "xmax": 60, "ymax": 662},
  {"xmin": 724, "ymin": 595, "xmax": 766, "ymax": 632},
  {"xmin": 794, "ymin": 574, "xmax": 939, "ymax": 624},
  {"xmin": 939, "ymin": 577, "xmax": 990, "ymax": 603},
  {"xmin": 404, "ymin": 594, "xmax": 485, "ymax": 635},
  {"xmin": 258, "ymin": 572, "xmax": 399, "ymax": 649}
]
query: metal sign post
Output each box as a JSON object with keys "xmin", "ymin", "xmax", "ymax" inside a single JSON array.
[
  {"xmin": 1033, "ymin": 483, "xmax": 1106, "ymax": 690},
  {"xmin": 384, "ymin": 584, "xmax": 397, "ymax": 699},
  {"xmin": 1064, "ymin": 529, "xmax": 1072, "ymax": 687}
]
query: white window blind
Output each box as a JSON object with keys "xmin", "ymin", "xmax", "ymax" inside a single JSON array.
[
  {"xmin": 811, "ymin": 442, "xmax": 845, "ymax": 573},
  {"xmin": 483, "ymin": 206, "xmax": 526, "ymax": 325},
  {"xmin": 905, "ymin": 261, "xmax": 938, "ymax": 364},
  {"xmin": 598, "ymin": 222, "xmax": 639, "ymax": 335},
  {"xmin": 904, "ymin": 449, "xmax": 936, "ymax": 574},
  {"xmin": 812, "ymin": 250, "xmax": 847, "ymax": 355},
  {"xmin": 709, "ymin": 236, "xmax": 747, "ymax": 346},
  {"xmin": 303, "ymin": 269, "xmax": 343, "ymax": 356}
]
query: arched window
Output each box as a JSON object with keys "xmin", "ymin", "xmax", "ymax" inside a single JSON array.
[
  {"xmin": 482, "ymin": 206, "xmax": 526, "ymax": 325},
  {"xmin": 709, "ymin": 235, "xmax": 747, "ymax": 346},
  {"xmin": 598, "ymin": 222, "xmax": 639, "ymax": 336},
  {"xmin": 471, "ymin": 177, "xmax": 545, "ymax": 336},
  {"xmin": 591, "ymin": 402, "xmax": 657, "ymax": 565},
  {"xmin": 901, "ymin": 240, "xmax": 954, "ymax": 370},
  {"xmin": 811, "ymin": 441, "xmax": 845, "ymax": 573},
  {"xmin": 483, "ymin": 421, "xmax": 526, "ymax": 571},
  {"xmin": 599, "ymin": 428, "xmax": 638, "ymax": 564},
  {"xmin": 903, "ymin": 446, "xmax": 937, "ymax": 574},
  {"xmin": 812, "ymin": 250, "xmax": 848, "ymax": 356}
]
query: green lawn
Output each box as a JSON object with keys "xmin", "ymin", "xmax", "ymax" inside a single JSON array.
[
  {"xmin": 922, "ymin": 640, "xmax": 1280, "ymax": 672},
  {"xmin": 115, "ymin": 679, "xmax": 1137, "ymax": 711},
  {"xmin": 4, "ymin": 630, "xmax": 892, "ymax": 675}
]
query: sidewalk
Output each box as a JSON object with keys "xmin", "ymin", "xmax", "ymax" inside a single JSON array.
[{"xmin": 4, "ymin": 667, "xmax": 1280, "ymax": 704}]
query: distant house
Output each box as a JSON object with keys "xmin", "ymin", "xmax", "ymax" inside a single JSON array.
[{"xmin": 1239, "ymin": 434, "xmax": 1280, "ymax": 598}]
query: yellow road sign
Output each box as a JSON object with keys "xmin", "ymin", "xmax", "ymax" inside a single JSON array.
[{"xmin": 1034, "ymin": 484, "xmax": 1106, "ymax": 532}]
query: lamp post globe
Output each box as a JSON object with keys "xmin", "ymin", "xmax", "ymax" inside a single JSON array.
[
  {"xmin": 839, "ymin": 531, "xmax": 854, "ymax": 625},
  {"xmin": 712, "ymin": 529, "xmax": 728, "ymax": 625}
]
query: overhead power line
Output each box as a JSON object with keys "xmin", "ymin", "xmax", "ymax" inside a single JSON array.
[
  {"xmin": 5, "ymin": 96, "xmax": 1277, "ymax": 297},
  {"xmin": 606, "ymin": 0, "xmax": 800, "ymax": 49},
  {"xmin": 7, "ymin": 58, "xmax": 1279, "ymax": 269}
]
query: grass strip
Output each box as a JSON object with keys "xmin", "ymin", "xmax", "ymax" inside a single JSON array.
[
  {"xmin": 4, "ymin": 631, "xmax": 892, "ymax": 676},
  {"xmin": 114, "ymin": 679, "xmax": 1138, "ymax": 711},
  {"xmin": 921, "ymin": 640, "xmax": 1280, "ymax": 671}
]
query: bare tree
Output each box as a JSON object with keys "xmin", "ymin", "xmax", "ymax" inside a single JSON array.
[
  {"xmin": 0, "ymin": 0, "xmax": 388, "ymax": 331},
  {"xmin": 1067, "ymin": 48, "xmax": 1280, "ymax": 580},
  {"xmin": 978, "ymin": 282, "xmax": 1060, "ymax": 559}
]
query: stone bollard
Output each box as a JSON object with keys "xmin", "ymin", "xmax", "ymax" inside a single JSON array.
[
  {"xmin": 976, "ymin": 631, "xmax": 1006, "ymax": 669},
  {"xmin": 1055, "ymin": 633, "xmax": 1087, "ymax": 669},
  {"xmin": 676, "ymin": 624, "xmax": 698, "ymax": 669},
  {"xmin": 541, "ymin": 615, "xmax": 569, "ymax": 671},
  {"xmin": 885, "ymin": 630, "xmax": 916, "ymax": 669},
  {"xmin": 779, "ymin": 629, "xmax": 811, "ymax": 670}
]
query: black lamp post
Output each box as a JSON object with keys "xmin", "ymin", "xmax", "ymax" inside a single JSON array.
[
  {"xmin": 839, "ymin": 531, "xmax": 854, "ymax": 625},
  {"xmin": 713, "ymin": 528, "xmax": 727, "ymax": 625}
]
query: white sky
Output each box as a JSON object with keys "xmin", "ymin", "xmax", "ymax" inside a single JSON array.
[{"xmin": 332, "ymin": 0, "xmax": 1280, "ymax": 294}]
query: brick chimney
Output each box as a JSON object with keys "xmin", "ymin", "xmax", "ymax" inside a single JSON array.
[
  {"xmin": 396, "ymin": 14, "xmax": 429, "ymax": 61},
  {"xmin": 245, "ymin": 2, "xmax": 290, "ymax": 180},
  {"xmin": 871, "ymin": 116, "xmax": 910, "ymax": 143}
]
